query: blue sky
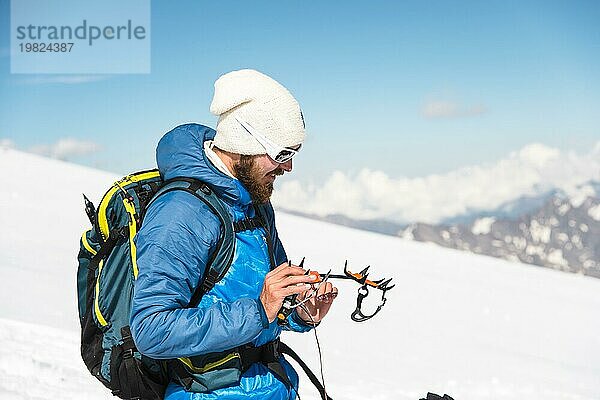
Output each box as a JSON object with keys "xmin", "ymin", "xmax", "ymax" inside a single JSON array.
[{"xmin": 1, "ymin": 0, "xmax": 599, "ymax": 185}]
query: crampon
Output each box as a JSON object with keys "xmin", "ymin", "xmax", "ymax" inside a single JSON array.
[{"xmin": 301, "ymin": 260, "xmax": 395, "ymax": 322}]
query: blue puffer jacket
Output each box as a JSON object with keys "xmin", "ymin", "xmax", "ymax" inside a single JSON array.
[{"xmin": 130, "ymin": 124, "xmax": 312, "ymax": 400}]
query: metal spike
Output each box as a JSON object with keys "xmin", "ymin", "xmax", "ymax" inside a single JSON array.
[{"xmin": 378, "ymin": 278, "xmax": 395, "ymax": 291}]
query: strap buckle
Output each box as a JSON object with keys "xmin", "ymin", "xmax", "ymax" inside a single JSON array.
[{"xmin": 123, "ymin": 348, "xmax": 135, "ymax": 359}]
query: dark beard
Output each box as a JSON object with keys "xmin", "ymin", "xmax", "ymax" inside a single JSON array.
[{"xmin": 233, "ymin": 155, "xmax": 274, "ymax": 204}]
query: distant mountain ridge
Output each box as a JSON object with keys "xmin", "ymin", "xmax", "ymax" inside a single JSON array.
[
  {"xmin": 281, "ymin": 180, "xmax": 600, "ymax": 277},
  {"xmin": 439, "ymin": 188, "xmax": 561, "ymax": 225}
]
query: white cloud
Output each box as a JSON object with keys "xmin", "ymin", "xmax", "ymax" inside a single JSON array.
[
  {"xmin": 28, "ymin": 138, "xmax": 101, "ymax": 161},
  {"xmin": 0, "ymin": 138, "xmax": 15, "ymax": 149},
  {"xmin": 421, "ymin": 100, "xmax": 486, "ymax": 119},
  {"xmin": 15, "ymin": 75, "xmax": 108, "ymax": 85},
  {"xmin": 272, "ymin": 142, "xmax": 600, "ymax": 225}
]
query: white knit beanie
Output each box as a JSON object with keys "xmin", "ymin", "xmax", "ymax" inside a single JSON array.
[{"xmin": 210, "ymin": 69, "xmax": 306, "ymax": 155}]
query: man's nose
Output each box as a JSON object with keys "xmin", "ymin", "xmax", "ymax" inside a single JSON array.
[{"xmin": 280, "ymin": 159, "xmax": 293, "ymax": 172}]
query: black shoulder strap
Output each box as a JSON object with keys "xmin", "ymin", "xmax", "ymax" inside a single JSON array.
[
  {"xmin": 254, "ymin": 203, "xmax": 277, "ymax": 269},
  {"xmin": 145, "ymin": 178, "xmax": 235, "ymax": 308},
  {"xmin": 279, "ymin": 341, "xmax": 333, "ymax": 400}
]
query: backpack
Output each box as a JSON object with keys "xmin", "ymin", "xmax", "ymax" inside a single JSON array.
[{"xmin": 76, "ymin": 169, "xmax": 239, "ymax": 400}]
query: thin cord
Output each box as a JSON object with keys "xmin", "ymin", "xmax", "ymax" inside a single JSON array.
[
  {"xmin": 291, "ymin": 381, "xmax": 302, "ymax": 400},
  {"xmin": 298, "ymin": 303, "xmax": 328, "ymax": 400}
]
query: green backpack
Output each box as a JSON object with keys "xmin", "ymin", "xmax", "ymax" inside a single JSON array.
[{"xmin": 77, "ymin": 169, "xmax": 239, "ymax": 399}]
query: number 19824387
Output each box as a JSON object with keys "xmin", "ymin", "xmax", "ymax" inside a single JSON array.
[{"xmin": 19, "ymin": 43, "xmax": 74, "ymax": 52}]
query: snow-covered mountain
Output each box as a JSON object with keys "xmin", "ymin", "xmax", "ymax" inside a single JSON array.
[
  {"xmin": 439, "ymin": 188, "xmax": 562, "ymax": 225},
  {"xmin": 1, "ymin": 147, "xmax": 600, "ymax": 400},
  {"xmin": 401, "ymin": 182, "xmax": 600, "ymax": 277}
]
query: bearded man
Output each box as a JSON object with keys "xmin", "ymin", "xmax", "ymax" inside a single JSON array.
[{"xmin": 130, "ymin": 69, "xmax": 337, "ymax": 400}]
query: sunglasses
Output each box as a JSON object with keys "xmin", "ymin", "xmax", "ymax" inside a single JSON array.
[{"xmin": 234, "ymin": 116, "xmax": 301, "ymax": 164}]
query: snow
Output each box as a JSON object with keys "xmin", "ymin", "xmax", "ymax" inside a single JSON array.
[
  {"xmin": 588, "ymin": 204, "xmax": 600, "ymax": 221},
  {"xmin": 400, "ymin": 225, "xmax": 415, "ymax": 240},
  {"xmin": 471, "ymin": 217, "xmax": 495, "ymax": 235},
  {"xmin": 1, "ymin": 148, "xmax": 600, "ymax": 400},
  {"xmin": 557, "ymin": 202, "xmax": 571, "ymax": 215},
  {"xmin": 0, "ymin": 318, "xmax": 107, "ymax": 400},
  {"xmin": 0, "ymin": 148, "xmax": 116, "ymax": 328},
  {"xmin": 529, "ymin": 219, "xmax": 551, "ymax": 244},
  {"xmin": 565, "ymin": 184, "xmax": 596, "ymax": 208},
  {"xmin": 546, "ymin": 249, "xmax": 568, "ymax": 268},
  {"xmin": 525, "ymin": 244, "xmax": 545, "ymax": 257}
]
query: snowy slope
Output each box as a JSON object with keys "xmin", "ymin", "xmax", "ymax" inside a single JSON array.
[
  {"xmin": 0, "ymin": 318, "xmax": 107, "ymax": 400},
  {"xmin": 1, "ymin": 147, "xmax": 599, "ymax": 400},
  {"xmin": 0, "ymin": 147, "xmax": 117, "ymax": 329}
]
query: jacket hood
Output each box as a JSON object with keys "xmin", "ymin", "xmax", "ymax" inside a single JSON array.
[{"xmin": 156, "ymin": 123, "xmax": 250, "ymax": 206}]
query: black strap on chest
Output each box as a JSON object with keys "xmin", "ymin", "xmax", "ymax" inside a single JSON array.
[
  {"xmin": 233, "ymin": 206, "xmax": 277, "ymax": 270},
  {"xmin": 238, "ymin": 339, "xmax": 332, "ymax": 400},
  {"xmin": 233, "ymin": 216, "xmax": 263, "ymax": 232},
  {"xmin": 239, "ymin": 339, "xmax": 291, "ymax": 390},
  {"xmin": 254, "ymin": 204, "xmax": 277, "ymax": 270}
]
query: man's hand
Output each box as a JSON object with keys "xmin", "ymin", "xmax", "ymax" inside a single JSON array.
[
  {"xmin": 259, "ymin": 262, "xmax": 318, "ymax": 323},
  {"xmin": 295, "ymin": 279, "xmax": 338, "ymax": 325}
]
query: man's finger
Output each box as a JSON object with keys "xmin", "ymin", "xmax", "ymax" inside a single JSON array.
[
  {"xmin": 317, "ymin": 291, "xmax": 338, "ymax": 303},
  {"xmin": 282, "ymin": 283, "xmax": 312, "ymax": 297},
  {"xmin": 270, "ymin": 272, "xmax": 316, "ymax": 289},
  {"xmin": 283, "ymin": 274, "xmax": 318, "ymax": 286},
  {"xmin": 317, "ymin": 281, "xmax": 332, "ymax": 296},
  {"xmin": 316, "ymin": 284, "xmax": 337, "ymax": 302},
  {"xmin": 270, "ymin": 264, "xmax": 306, "ymax": 279},
  {"xmin": 272, "ymin": 263, "xmax": 302, "ymax": 274}
]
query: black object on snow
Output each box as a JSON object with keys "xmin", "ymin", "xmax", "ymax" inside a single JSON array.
[{"xmin": 420, "ymin": 393, "xmax": 455, "ymax": 400}]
